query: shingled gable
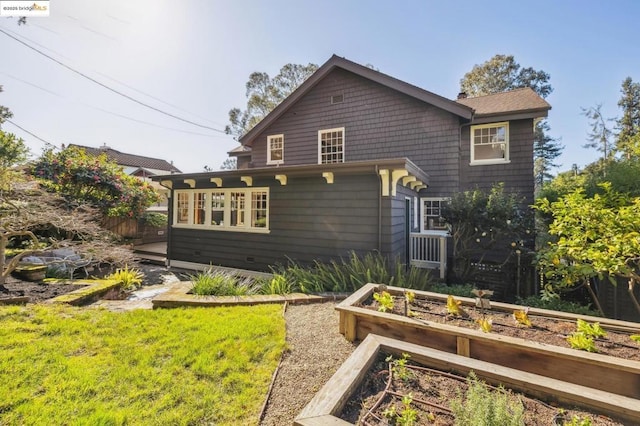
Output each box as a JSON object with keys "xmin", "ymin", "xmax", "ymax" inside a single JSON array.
[{"xmin": 239, "ymin": 54, "xmax": 474, "ymax": 147}]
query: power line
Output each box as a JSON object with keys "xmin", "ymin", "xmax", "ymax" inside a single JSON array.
[
  {"xmin": 4, "ymin": 119, "xmax": 54, "ymax": 146},
  {"xmin": 0, "ymin": 27, "xmax": 227, "ymax": 134}
]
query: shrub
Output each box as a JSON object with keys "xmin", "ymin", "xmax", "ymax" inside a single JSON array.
[
  {"xmin": 107, "ymin": 265, "xmax": 144, "ymax": 290},
  {"xmin": 142, "ymin": 212, "xmax": 167, "ymax": 227},
  {"xmin": 190, "ymin": 268, "xmax": 261, "ymax": 296},
  {"xmin": 450, "ymin": 372, "xmax": 525, "ymax": 426},
  {"xmin": 516, "ymin": 294, "xmax": 599, "ymax": 316},
  {"xmin": 262, "ymin": 274, "xmax": 292, "ymax": 295},
  {"xmin": 270, "ymin": 251, "xmax": 434, "ymax": 294}
]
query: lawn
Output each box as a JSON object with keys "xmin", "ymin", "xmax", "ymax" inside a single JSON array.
[{"xmin": 0, "ymin": 304, "xmax": 286, "ymax": 425}]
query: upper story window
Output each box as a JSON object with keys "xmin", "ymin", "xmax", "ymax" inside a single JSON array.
[
  {"xmin": 173, "ymin": 188, "xmax": 269, "ymax": 233},
  {"xmin": 470, "ymin": 122, "xmax": 509, "ymax": 165},
  {"xmin": 318, "ymin": 127, "xmax": 345, "ymax": 164},
  {"xmin": 421, "ymin": 198, "xmax": 449, "ymax": 232},
  {"xmin": 267, "ymin": 134, "xmax": 284, "ymax": 165}
]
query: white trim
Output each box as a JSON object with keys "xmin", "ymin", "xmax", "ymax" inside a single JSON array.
[
  {"xmin": 318, "ymin": 127, "xmax": 345, "ymax": 164},
  {"xmin": 267, "ymin": 134, "xmax": 284, "ymax": 165},
  {"xmin": 470, "ymin": 121, "xmax": 510, "ymax": 166},
  {"xmin": 413, "ymin": 196, "xmax": 418, "ymax": 229},
  {"xmin": 173, "ymin": 188, "xmax": 270, "ymax": 232}
]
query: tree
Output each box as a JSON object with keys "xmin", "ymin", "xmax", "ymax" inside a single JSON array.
[
  {"xmin": 615, "ymin": 77, "xmax": 640, "ymax": 159},
  {"xmin": 0, "ymin": 85, "xmax": 13, "ymax": 126},
  {"xmin": 460, "ymin": 54, "xmax": 561, "ymax": 187},
  {"xmin": 31, "ymin": 146, "xmax": 160, "ymax": 219},
  {"xmin": 536, "ymin": 184, "xmax": 640, "ymax": 315},
  {"xmin": 581, "ymin": 103, "xmax": 614, "ymax": 163},
  {"xmin": 0, "ymin": 130, "xmax": 29, "ymax": 192},
  {"xmin": 226, "ymin": 63, "xmax": 318, "ymax": 139},
  {"xmin": 441, "ymin": 184, "xmax": 533, "ymax": 283},
  {"xmin": 219, "ymin": 158, "xmax": 237, "ymax": 170}
]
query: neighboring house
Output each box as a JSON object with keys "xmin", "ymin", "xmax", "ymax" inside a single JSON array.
[
  {"xmin": 153, "ymin": 55, "xmax": 550, "ymax": 278},
  {"xmin": 68, "ymin": 144, "xmax": 181, "ymax": 213}
]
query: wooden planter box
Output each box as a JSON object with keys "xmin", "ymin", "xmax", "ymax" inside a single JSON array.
[
  {"xmin": 296, "ymin": 334, "xmax": 640, "ymax": 425},
  {"xmin": 336, "ymin": 283, "xmax": 640, "ymax": 399}
]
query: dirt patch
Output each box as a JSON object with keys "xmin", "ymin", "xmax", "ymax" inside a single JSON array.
[
  {"xmin": 360, "ymin": 293, "xmax": 640, "ymax": 360},
  {"xmin": 0, "ymin": 278, "xmax": 83, "ymax": 303},
  {"xmin": 340, "ymin": 353, "xmax": 625, "ymax": 425}
]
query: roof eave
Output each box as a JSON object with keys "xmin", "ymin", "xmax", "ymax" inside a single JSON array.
[{"xmin": 471, "ymin": 107, "xmax": 550, "ymax": 124}]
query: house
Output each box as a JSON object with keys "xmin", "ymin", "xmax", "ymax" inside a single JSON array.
[
  {"xmin": 153, "ymin": 55, "xmax": 550, "ymax": 278},
  {"xmin": 68, "ymin": 143, "xmax": 181, "ymax": 213}
]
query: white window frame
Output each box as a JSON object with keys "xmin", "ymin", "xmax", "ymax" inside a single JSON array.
[
  {"xmin": 318, "ymin": 127, "xmax": 345, "ymax": 164},
  {"xmin": 470, "ymin": 122, "xmax": 510, "ymax": 166},
  {"xmin": 420, "ymin": 197, "xmax": 450, "ymax": 233},
  {"xmin": 267, "ymin": 134, "xmax": 284, "ymax": 165},
  {"xmin": 173, "ymin": 188, "xmax": 269, "ymax": 233}
]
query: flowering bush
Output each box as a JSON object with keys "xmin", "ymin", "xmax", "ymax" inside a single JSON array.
[{"xmin": 31, "ymin": 146, "xmax": 160, "ymax": 219}]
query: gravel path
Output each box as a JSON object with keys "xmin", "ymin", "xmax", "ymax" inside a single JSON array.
[{"xmin": 259, "ymin": 302, "xmax": 358, "ymax": 425}]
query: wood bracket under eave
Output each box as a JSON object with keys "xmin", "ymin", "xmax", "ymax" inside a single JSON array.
[
  {"xmin": 275, "ymin": 174, "xmax": 287, "ymax": 185},
  {"xmin": 391, "ymin": 169, "xmax": 409, "ymax": 196},
  {"xmin": 322, "ymin": 172, "xmax": 334, "ymax": 184},
  {"xmin": 378, "ymin": 169, "xmax": 389, "ymax": 196},
  {"xmin": 160, "ymin": 180, "xmax": 173, "ymax": 189},
  {"xmin": 414, "ymin": 184, "xmax": 427, "ymax": 191},
  {"xmin": 409, "ymin": 180, "xmax": 423, "ymax": 190},
  {"xmin": 402, "ymin": 176, "xmax": 416, "ymax": 187},
  {"xmin": 210, "ymin": 177, "xmax": 222, "ymax": 187},
  {"xmin": 184, "ymin": 179, "xmax": 196, "ymax": 188},
  {"xmin": 241, "ymin": 176, "xmax": 253, "ymax": 187}
]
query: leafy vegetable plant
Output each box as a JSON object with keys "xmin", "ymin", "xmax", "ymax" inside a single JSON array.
[
  {"xmin": 576, "ymin": 319, "xmax": 607, "ymax": 339},
  {"xmin": 631, "ymin": 334, "xmax": 640, "ymax": 344},
  {"xmin": 374, "ymin": 290, "xmax": 395, "ymax": 312},
  {"xmin": 566, "ymin": 332, "xmax": 597, "ymax": 352},
  {"xmin": 476, "ymin": 317, "xmax": 493, "ymax": 333},
  {"xmin": 513, "ymin": 309, "xmax": 532, "ymax": 327},
  {"xmin": 446, "ymin": 294, "xmax": 467, "ymax": 317},
  {"xmin": 386, "ymin": 352, "xmax": 413, "ymax": 381}
]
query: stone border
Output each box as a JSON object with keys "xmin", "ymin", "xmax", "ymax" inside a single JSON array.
[
  {"xmin": 152, "ymin": 281, "xmax": 349, "ymax": 308},
  {"xmin": 46, "ymin": 279, "xmax": 121, "ymax": 306}
]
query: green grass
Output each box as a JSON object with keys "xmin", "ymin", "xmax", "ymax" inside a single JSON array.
[{"xmin": 0, "ymin": 304, "xmax": 286, "ymax": 425}]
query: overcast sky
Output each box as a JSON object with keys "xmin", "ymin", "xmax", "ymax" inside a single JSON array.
[{"xmin": 1, "ymin": 0, "xmax": 639, "ymax": 173}]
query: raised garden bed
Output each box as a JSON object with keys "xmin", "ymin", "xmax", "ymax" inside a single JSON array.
[
  {"xmin": 296, "ymin": 334, "xmax": 640, "ymax": 425},
  {"xmin": 336, "ymin": 283, "xmax": 640, "ymax": 399}
]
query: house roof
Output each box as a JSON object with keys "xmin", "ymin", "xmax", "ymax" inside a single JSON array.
[
  {"xmin": 240, "ymin": 55, "xmax": 475, "ymax": 146},
  {"xmin": 68, "ymin": 144, "xmax": 181, "ymax": 174},
  {"xmin": 227, "ymin": 145, "xmax": 252, "ymax": 157},
  {"xmin": 455, "ymin": 88, "xmax": 551, "ymax": 119}
]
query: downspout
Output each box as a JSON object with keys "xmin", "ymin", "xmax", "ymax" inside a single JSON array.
[
  {"xmin": 158, "ymin": 181, "xmax": 173, "ymax": 268},
  {"xmin": 375, "ymin": 165, "xmax": 382, "ymax": 253}
]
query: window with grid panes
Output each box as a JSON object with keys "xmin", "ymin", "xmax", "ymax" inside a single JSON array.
[
  {"xmin": 422, "ymin": 198, "xmax": 448, "ymax": 231},
  {"xmin": 470, "ymin": 122, "xmax": 509, "ymax": 164},
  {"xmin": 177, "ymin": 192, "xmax": 189, "ymax": 224},
  {"xmin": 318, "ymin": 128, "xmax": 344, "ymax": 164},
  {"xmin": 267, "ymin": 134, "xmax": 284, "ymax": 165}
]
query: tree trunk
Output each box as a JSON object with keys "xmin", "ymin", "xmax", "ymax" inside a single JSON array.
[{"xmin": 584, "ymin": 278, "xmax": 604, "ymax": 316}]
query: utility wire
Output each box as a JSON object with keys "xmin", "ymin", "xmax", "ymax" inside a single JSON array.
[
  {"xmin": 0, "ymin": 27, "xmax": 227, "ymax": 134},
  {"xmin": 5, "ymin": 119, "xmax": 54, "ymax": 145}
]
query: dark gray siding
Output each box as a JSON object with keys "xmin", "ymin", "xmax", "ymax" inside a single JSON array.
[
  {"xmin": 459, "ymin": 119, "xmax": 535, "ymax": 206},
  {"xmin": 248, "ymin": 68, "xmax": 461, "ymax": 196},
  {"xmin": 169, "ymin": 174, "xmax": 396, "ymax": 271}
]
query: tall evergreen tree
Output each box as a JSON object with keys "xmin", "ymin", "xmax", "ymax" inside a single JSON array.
[
  {"xmin": 615, "ymin": 77, "xmax": 640, "ymax": 159},
  {"xmin": 460, "ymin": 54, "xmax": 562, "ymax": 188},
  {"xmin": 581, "ymin": 103, "xmax": 614, "ymax": 163}
]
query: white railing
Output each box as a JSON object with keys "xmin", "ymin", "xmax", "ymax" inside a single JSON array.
[{"xmin": 410, "ymin": 231, "xmax": 448, "ymax": 279}]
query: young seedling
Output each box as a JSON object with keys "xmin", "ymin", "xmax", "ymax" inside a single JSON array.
[
  {"xmin": 513, "ymin": 309, "xmax": 532, "ymax": 327},
  {"xmin": 476, "ymin": 317, "xmax": 493, "ymax": 333},
  {"xmin": 373, "ymin": 290, "xmax": 394, "ymax": 312},
  {"xmin": 386, "ymin": 352, "xmax": 413, "ymax": 381},
  {"xmin": 566, "ymin": 332, "xmax": 597, "ymax": 352},
  {"xmin": 576, "ymin": 319, "xmax": 607, "ymax": 339},
  {"xmin": 631, "ymin": 334, "xmax": 640, "ymax": 344},
  {"xmin": 446, "ymin": 294, "xmax": 467, "ymax": 317},
  {"xmin": 404, "ymin": 290, "xmax": 415, "ymax": 317}
]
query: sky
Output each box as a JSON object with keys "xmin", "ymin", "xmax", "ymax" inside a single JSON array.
[{"xmin": 1, "ymin": 0, "xmax": 639, "ymax": 174}]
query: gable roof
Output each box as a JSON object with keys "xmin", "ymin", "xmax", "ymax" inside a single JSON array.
[
  {"xmin": 455, "ymin": 87, "xmax": 551, "ymax": 119},
  {"xmin": 240, "ymin": 55, "xmax": 475, "ymax": 146},
  {"xmin": 68, "ymin": 144, "xmax": 181, "ymax": 174}
]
